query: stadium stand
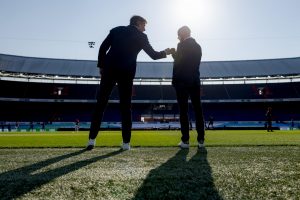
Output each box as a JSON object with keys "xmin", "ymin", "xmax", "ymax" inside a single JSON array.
[{"xmin": 1, "ymin": 53, "xmax": 300, "ymax": 130}]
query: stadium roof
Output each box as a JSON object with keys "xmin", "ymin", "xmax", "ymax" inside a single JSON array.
[{"xmin": 1, "ymin": 53, "xmax": 300, "ymax": 78}]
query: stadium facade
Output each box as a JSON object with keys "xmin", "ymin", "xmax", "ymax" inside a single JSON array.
[{"xmin": 1, "ymin": 53, "xmax": 300, "ymax": 129}]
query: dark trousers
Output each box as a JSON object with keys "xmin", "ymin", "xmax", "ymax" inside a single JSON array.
[
  {"xmin": 89, "ymin": 72, "xmax": 133, "ymax": 143},
  {"xmin": 174, "ymin": 84, "xmax": 205, "ymax": 143}
]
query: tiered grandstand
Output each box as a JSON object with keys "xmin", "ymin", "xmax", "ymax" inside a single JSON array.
[{"xmin": 1, "ymin": 53, "xmax": 300, "ymax": 130}]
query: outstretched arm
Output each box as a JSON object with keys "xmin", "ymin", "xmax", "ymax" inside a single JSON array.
[{"xmin": 142, "ymin": 35, "xmax": 168, "ymax": 60}]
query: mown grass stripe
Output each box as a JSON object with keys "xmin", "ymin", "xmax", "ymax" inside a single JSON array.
[{"xmin": 0, "ymin": 130, "xmax": 299, "ymax": 147}]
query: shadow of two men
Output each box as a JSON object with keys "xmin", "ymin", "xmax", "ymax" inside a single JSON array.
[
  {"xmin": 0, "ymin": 148, "xmax": 222, "ymax": 200},
  {"xmin": 133, "ymin": 148, "xmax": 222, "ymax": 200}
]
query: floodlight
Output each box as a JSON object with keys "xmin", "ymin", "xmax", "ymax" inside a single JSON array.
[{"xmin": 88, "ymin": 41, "xmax": 95, "ymax": 48}]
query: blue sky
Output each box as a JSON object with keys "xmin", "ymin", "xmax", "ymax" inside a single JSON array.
[{"xmin": 0, "ymin": 0, "xmax": 299, "ymax": 61}]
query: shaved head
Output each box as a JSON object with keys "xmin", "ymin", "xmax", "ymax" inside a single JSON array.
[{"xmin": 178, "ymin": 26, "xmax": 191, "ymax": 42}]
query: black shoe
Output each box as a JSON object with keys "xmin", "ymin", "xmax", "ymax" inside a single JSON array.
[{"xmin": 86, "ymin": 145, "xmax": 94, "ymax": 151}]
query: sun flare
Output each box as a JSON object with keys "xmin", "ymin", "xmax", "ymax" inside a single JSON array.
[{"xmin": 170, "ymin": 0, "xmax": 215, "ymax": 28}]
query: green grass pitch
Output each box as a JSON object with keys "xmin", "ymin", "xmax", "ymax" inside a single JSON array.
[
  {"xmin": 0, "ymin": 130, "xmax": 299, "ymax": 199},
  {"xmin": 0, "ymin": 130, "xmax": 300, "ymax": 147}
]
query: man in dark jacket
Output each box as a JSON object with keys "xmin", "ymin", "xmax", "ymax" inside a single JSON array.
[
  {"xmin": 86, "ymin": 16, "xmax": 172, "ymax": 150},
  {"xmin": 171, "ymin": 26, "xmax": 205, "ymax": 149}
]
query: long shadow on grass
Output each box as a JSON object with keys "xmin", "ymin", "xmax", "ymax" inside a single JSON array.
[
  {"xmin": 133, "ymin": 148, "xmax": 222, "ymax": 200},
  {"xmin": 0, "ymin": 148, "xmax": 123, "ymax": 200}
]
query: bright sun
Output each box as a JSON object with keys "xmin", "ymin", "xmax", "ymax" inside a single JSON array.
[{"xmin": 170, "ymin": 0, "xmax": 215, "ymax": 28}]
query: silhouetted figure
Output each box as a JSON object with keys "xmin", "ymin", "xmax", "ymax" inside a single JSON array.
[
  {"xmin": 266, "ymin": 107, "xmax": 273, "ymax": 132},
  {"xmin": 208, "ymin": 116, "xmax": 214, "ymax": 129},
  {"xmin": 7, "ymin": 123, "xmax": 11, "ymax": 132},
  {"xmin": 291, "ymin": 118, "xmax": 294, "ymax": 130},
  {"xmin": 171, "ymin": 26, "xmax": 205, "ymax": 148},
  {"xmin": 15, "ymin": 121, "xmax": 20, "ymax": 131},
  {"xmin": 86, "ymin": 15, "xmax": 172, "ymax": 150},
  {"xmin": 75, "ymin": 119, "xmax": 80, "ymax": 132}
]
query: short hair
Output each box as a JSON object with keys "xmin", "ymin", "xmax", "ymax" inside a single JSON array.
[
  {"xmin": 130, "ymin": 15, "xmax": 147, "ymax": 26},
  {"xmin": 178, "ymin": 26, "xmax": 191, "ymax": 37}
]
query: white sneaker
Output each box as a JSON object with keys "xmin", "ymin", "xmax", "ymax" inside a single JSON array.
[
  {"xmin": 198, "ymin": 141, "xmax": 205, "ymax": 148},
  {"xmin": 122, "ymin": 143, "xmax": 131, "ymax": 150},
  {"xmin": 86, "ymin": 139, "xmax": 96, "ymax": 150},
  {"xmin": 178, "ymin": 141, "xmax": 190, "ymax": 149},
  {"xmin": 88, "ymin": 139, "xmax": 96, "ymax": 146}
]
